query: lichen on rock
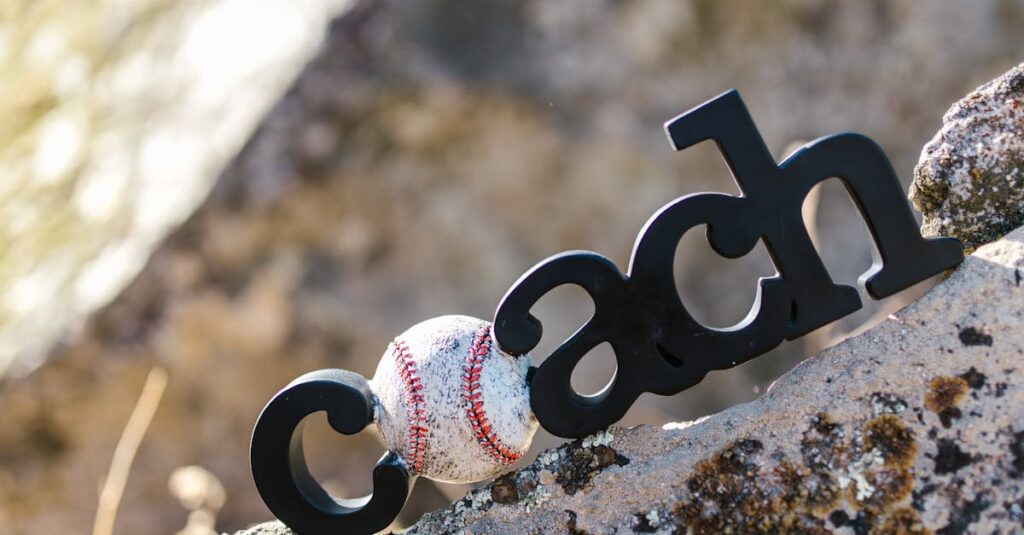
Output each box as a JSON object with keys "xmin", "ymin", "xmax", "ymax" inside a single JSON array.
[{"xmin": 910, "ymin": 63, "xmax": 1024, "ymax": 251}]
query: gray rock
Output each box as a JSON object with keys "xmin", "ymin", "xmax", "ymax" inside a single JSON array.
[
  {"xmin": 239, "ymin": 224, "xmax": 1024, "ymax": 534},
  {"xmin": 911, "ymin": 63, "xmax": 1024, "ymax": 252}
]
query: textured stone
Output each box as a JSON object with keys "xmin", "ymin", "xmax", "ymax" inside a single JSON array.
[
  {"xmin": 911, "ymin": 63, "xmax": 1024, "ymax": 252},
  {"xmin": 236, "ymin": 225, "xmax": 1024, "ymax": 533}
]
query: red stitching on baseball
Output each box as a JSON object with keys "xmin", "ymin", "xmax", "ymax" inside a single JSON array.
[
  {"xmin": 462, "ymin": 326, "xmax": 522, "ymax": 465},
  {"xmin": 393, "ymin": 338, "xmax": 428, "ymax": 473}
]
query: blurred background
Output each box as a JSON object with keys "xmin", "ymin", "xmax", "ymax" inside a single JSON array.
[{"xmin": 1, "ymin": 0, "xmax": 1023, "ymax": 533}]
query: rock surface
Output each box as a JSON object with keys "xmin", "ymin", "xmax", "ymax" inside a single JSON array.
[
  {"xmin": 237, "ymin": 225, "xmax": 1024, "ymax": 533},
  {"xmin": 911, "ymin": 63, "xmax": 1024, "ymax": 252}
]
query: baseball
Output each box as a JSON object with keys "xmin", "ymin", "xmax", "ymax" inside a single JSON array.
[{"xmin": 370, "ymin": 315, "xmax": 538, "ymax": 483}]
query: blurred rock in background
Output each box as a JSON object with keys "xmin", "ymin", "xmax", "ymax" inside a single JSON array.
[
  {"xmin": 2, "ymin": 0, "xmax": 1024, "ymax": 533},
  {"xmin": 0, "ymin": 0, "xmax": 349, "ymax": 378}
]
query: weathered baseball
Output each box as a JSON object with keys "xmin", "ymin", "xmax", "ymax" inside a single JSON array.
[{"xmin": 370, "ymin": 315, "xmax": 538, "ymax": 483}]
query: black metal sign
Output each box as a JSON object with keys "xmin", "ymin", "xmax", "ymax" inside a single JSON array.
[
  {"xmin": 250, "ymin": 89, "xmax": 963, "ymax": 534},
  {"xmin": 494, "ymin": 89, "xmax": 963, "ymax": 438}
]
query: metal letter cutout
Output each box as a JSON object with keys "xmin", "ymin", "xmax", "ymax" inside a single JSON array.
[{"xmin": 251, "ymin": 370, "xmax": 410, "ymax": 534}]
